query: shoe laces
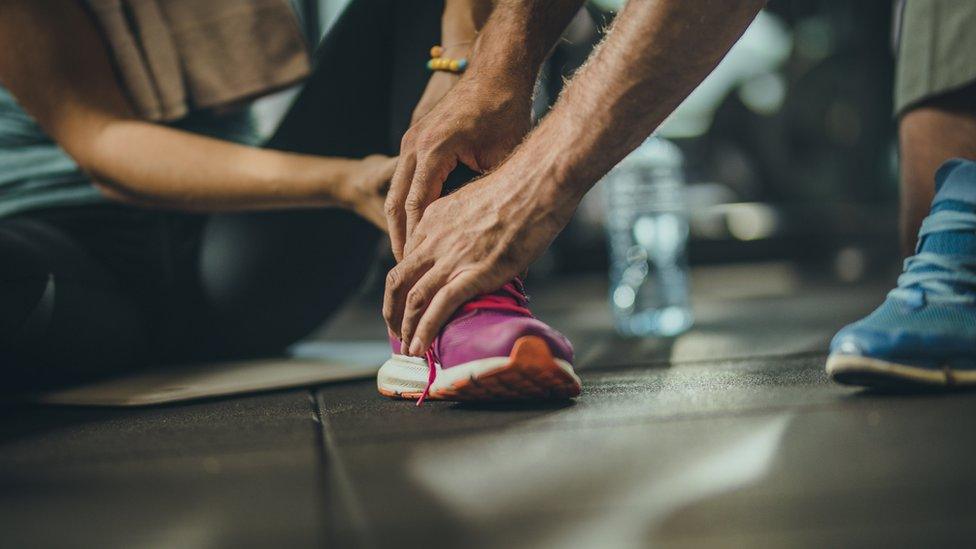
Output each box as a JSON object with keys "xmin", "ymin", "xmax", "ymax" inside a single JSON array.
[
  {"xmin": 414, "ymin": 278, "xmax": 532, "ymax": 406},
  {"xmin": 416, "ymin": 348, "xmax": 437, "ymax": 406},
  {"xmin": 890, "ymin": 210, "xmax": 976, "ymax": 305}
]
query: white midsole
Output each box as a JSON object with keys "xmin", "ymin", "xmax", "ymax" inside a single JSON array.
[
  {"xmin": 376, "ymin": 354, "xmax": 430, "ymax": 394},
  {"xmin": 377, "ymin": 353, "xmax": 580, "ymax": 395},
  {"xmin": 826, "ymin": 353, "xmax": 976, "ymax": 385}
]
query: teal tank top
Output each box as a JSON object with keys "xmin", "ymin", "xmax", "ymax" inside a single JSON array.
[{"xmin": 0, "ymin": 85, "xmax": 262, "ymax": 218}]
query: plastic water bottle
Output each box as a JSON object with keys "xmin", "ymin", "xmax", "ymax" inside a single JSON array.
[{"xmin": 604, "ymin": 136, "xmax": 693, "ymax": 337}]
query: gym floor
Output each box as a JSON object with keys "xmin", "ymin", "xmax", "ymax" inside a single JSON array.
[{"xmin": 2, "ymin": 263, "xmax": 975, "ymax": 548}]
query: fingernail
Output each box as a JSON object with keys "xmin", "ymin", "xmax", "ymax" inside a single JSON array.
[{"xmin": 408, "ymin": 339, "xmax": 421, "ymax": 356}]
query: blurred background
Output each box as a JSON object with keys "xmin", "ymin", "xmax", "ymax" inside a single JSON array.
[
  {"xmin": 547, "ymin": 0, "xmax": 899, "ymax": 285},
  {"xmin": 265, "ymin": 0, "xmax": 901, "ymax": 293}
]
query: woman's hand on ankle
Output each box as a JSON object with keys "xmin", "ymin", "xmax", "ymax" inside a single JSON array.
[{"xmin": 342, "ymin": 154, "xmax": 397, "ymax": 232}]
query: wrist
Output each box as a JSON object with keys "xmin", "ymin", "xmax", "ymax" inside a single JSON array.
[
  {"xmin": 466, "ymin": 56, "xmax": 537, "ymax": 95},
  {"xmin": 462, "ymin": 62, "xmax": 536, "ymax": 118},
  {"xmin": 498, "ymin": 143, "xmax": 582, "ymax": 229},
  {"xmin": 312, "ymin": 156, "xmax": 359, "ymax": 208},
  {"xmin": 465, "ymin": 32, "xmax": 539, "ymax": 93}
]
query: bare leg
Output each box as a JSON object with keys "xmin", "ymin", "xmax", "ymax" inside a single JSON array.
[{"xmin": 898, "ymin": 84, "xmax": 976, "ymax": 256}]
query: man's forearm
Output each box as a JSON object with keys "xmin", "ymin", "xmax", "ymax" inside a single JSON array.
[
  {"xmin": 467, "ymin": 0, "xmax": 585, "ymax": 89},
  {"xmin": 514, "ymin": 0, "xmax": 765, "ymax": 211}
]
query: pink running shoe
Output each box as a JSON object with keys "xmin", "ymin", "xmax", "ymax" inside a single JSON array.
[{"xmin": 377, "ymin": 279, "xmax": 582, "ymax": 403}]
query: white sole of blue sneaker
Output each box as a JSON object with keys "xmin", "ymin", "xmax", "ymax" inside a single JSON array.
[{"xmin": 826, "ymin": 353, "xmax": 976, "ymax": 388}]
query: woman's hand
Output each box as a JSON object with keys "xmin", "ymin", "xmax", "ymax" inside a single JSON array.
[{"xmin": 342, "ymin": 154, "xmax": 398, "ymax": 231}]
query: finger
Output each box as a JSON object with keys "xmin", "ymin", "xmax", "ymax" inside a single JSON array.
[
  {"xmin": 382, "ymin": 256, "xmax": 433, "ymax": 339},
  {"xmin": 404, "ymin": 153, "xmax": 452, "ymax": 247},
  {"xmin": 386, "ymin": 152, "xmax": 416, "ymax": 262},
  {"xmin": 399, "ymin": 265, "xmax": 451, "ymax": 353},
  {"xmin": 407, "ymin": 270, "xmax": 484, "ymax": 356}
]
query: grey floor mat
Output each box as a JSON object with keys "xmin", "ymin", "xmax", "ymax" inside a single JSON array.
[{"xmin": 4, "ymin": 268, "xmax": 975, "ymax": 548}]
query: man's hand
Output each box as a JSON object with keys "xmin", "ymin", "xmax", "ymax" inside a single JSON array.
[
  {"xmin": 382, "ymin": 156, "xmax": 577, "ymax": 355},
  {"xmin": 386, "ymin": 0, "xmax": 588, "ymax": 261},
  {"xmin": 386, "ymin": 71, "xmax": 533, "ymax": 261}
]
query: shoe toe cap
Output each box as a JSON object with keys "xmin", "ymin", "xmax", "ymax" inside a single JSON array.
[{"xmin": 830, "ymin": 320, "xmax": 975, "ymax": 365}]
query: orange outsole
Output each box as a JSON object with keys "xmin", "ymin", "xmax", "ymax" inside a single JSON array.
[{"xmin": 429, "ymin": 335, "xmax": 581, "ymax": 401}]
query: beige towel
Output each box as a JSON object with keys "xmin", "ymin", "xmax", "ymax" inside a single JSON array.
[{"xmin": 84, "ymin": 0, "xmax": 311, "ymax": 121}]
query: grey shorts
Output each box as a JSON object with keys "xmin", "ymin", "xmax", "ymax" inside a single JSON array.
[{"xmin": 894, "ymin": 0, "xmax": 976, "ymax": 115}]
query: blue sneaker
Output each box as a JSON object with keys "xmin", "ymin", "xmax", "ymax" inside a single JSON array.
[{"xmin": 827, "ymin": 159, "xmax": 976, "ymax": 388}]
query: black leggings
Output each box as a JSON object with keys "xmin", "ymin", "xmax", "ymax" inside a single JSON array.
[{"xmin": 0, "ymin": 0, "xmax": 441, "ymax": 391}]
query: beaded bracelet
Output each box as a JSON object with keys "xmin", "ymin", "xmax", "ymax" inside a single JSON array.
[{"xmin": 426, "ymin": 45, "xmax": 468, "ymax": 74}]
